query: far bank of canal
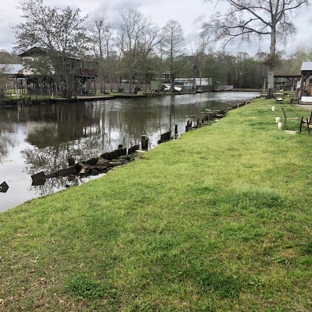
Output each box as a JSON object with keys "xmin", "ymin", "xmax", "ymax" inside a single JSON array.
[{"xmin": 0, "ymin": 91, "xmax": 260, "ymax": 212}]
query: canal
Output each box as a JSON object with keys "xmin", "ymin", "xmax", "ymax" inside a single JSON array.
[{"xmin": 0, "ymin": 91, "xmax": 260, "ymax": 212}]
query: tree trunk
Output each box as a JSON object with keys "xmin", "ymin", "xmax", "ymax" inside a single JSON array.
[
  {"xmin": 266, "ymin": 68, "xmax": 274, "ymax": 99},
  {"xmin": 193, "ymin": 65, "xmax": 196, "ymax": 91},
  {"xmin": 266, "ymin": 26, "xmax": 276, "ymax": 99},
  {"xmin": 262, "ymin": 76, "xmax": 266, "ymax": 94}
]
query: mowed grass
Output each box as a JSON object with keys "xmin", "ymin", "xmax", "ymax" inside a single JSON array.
[{"xmin": 1, "ymin": 98, "xmax": 312, "ymax": 311}]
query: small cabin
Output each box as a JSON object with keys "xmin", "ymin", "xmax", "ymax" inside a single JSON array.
[
  {"xmin": 300, "ymin": 62, "xmax": 312, "ymax": 103},
  {"xmin": 0, "ymin": 64, "xmax": 25, "ymax": 94}
]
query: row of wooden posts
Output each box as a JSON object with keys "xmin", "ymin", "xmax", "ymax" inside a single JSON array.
[
  {"xmin": 31, "ymin": 143, "xmax": 142, "ymax": 184},
  {"xmin": 30, "ymin": 117, "xmax": 210, "ymax": 184},
  {"xmin": 30, "ymin": 106, "xmax": 237, "ymax": 184}
]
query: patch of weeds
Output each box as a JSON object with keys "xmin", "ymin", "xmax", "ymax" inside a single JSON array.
[
  {"xmin": 199, "ymin": 271, "xmax": 243, "ymax": 299},
  {"xmin": 301, "ymin": 241, "xmax": 312, "ymax": 255},
  {"xmin": 250, "ymin": 120, "xmax": 272, "ymax": 130},
  {"xmin": 298, "ymin": 257, "xmax": 312, "ymax": 265},
  {"xmin": 66, "ymin": 275, "xmax": 117, "ymax": 299},
  {"xmin": 272, "ymin": 255, "xmax": 290, "ymax": 265},
  {"xmin": 127, "ymin": 302, "xmax": 156, "ymax": 312},
  {"xmin": 222, "ymin": 222, "xmax": 264, "ymax": 242},
  {"xmin": 86, "ymin": 213, "xmax": 121, "ymax": 241},
  {"xmin": 127, "ymin": 301, "xmax": 215, "ymax": 312},
  {"xmin": 218, "ymin": 188, "xmax": 287, "ymax": 210},
  {"xmin": 192, "ymin": 302, "xmax": 216, "ymax": 312},
  {"xmin": 145, "ymin": 234, "xmax": 181, "ymax": 257},
  {"xmin": 248, "ymin": 276, "xmax": 265, "ymax": 289},
  {"xmin": 189, "ymin": 185, "xmax": 216, "ymax": 196}
]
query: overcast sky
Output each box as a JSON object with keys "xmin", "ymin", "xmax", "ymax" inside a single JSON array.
[{"xmin": 1, "ymin": 0, "xmax": 311, "ymax": 57}]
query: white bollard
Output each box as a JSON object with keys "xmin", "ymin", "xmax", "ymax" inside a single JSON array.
[
  {"xmin": 272, "ymin": 106, "xmax": 275, "ymax": 111},
  {"xmin": 275, "ymin": 117, "xmax": 280, "ymax": 123},
  {"xmin": 277, "ymin": 122, "xmax": 282, "ymax": 130}
]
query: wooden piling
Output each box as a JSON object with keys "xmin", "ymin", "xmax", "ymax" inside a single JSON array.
[
  {"xmin": 128, "ymin": 144, "xmax": 140, "ymax": 154},
  {"xmin": 141, "ymin": 135, "xmax": 149, "ymax": 150},
  {"xmin": 160, "ymin": 130, "xmax": 171, "ymax": 142},
  {"xmin": 185, "ymin": 121, "xmax": 192, "ymax": 132},
  {"xmin": 67, "ymin": 156, "xmax": 75, "ymax": 166}
]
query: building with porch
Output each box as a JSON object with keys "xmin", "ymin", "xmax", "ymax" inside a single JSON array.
[
  {"xmin": 0, "ymin": 64, "xmax": 27, "ymax": 95},
  {"xmin": 299, "ymin": 62, "xmax": 312, "ymax": 103},
  {"xmin": 18, "ymin": 47, "xmax": 98, "ymax": 97},
  {"xmin": 273, "ymin": 74, "xmax": 301, "ymax": 93}
]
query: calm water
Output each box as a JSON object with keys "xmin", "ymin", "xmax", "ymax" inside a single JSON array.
[{"xmin": 0, "ymin": 92, "xmax": 260, "ymax": 212}]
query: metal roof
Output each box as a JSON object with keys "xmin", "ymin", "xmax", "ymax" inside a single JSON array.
[{"xmin": 301, "ymin": 62, "xmax": 312, "ymax": 71}]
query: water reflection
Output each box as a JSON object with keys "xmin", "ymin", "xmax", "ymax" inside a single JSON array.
[
  {"xmin": 0, "ymin": 92, "xmax": 260, "ymax": 212},
  {"xmin": 0, "ymin": 115, "xmax": 19, "ymax": 162}
]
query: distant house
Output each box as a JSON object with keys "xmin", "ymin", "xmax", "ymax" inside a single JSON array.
[
  {"xmin": 0, "ymin": 64, "xmax": 25, "ymax": 93},
  {"xmin": 174, "ymin": 78, "xmax": 212, "ymax": 91},
  {"xmin": 18, "ymin": 47, "xmax": 98, "ymax": 96},
  {"xmin": 273, "ymin": 74, "xmax": 301, "ymax": 92},
  {"xmin": 160, "ymin": 71, "xmax": 212, "ymax": 90},
  {"xmin": 299, "ymin": 62, "xmax": 312, "ymax": 103}
]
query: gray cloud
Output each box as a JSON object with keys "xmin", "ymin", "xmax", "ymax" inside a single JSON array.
[{"xmin": 1, "ymin": 0, "xmax": 310, "ymax": 58}]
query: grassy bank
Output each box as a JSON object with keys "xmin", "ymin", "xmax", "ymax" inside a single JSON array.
[{"xmin": 1, "ymin": 98, "xmax": 312, "ymax": 311}]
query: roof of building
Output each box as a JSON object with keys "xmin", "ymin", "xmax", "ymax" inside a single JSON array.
[
  {"xmin": 274, "ymin": 74, "xmax": 301, "ymax": 79},
  {"xmin": 301, "ymin": 62, "xmax": 312, "ymax": 71},
  {"xmin": 18, "ymin": 46, "xmax": 85, "ymax": 61},
  {"xmin": 18, "ymin": 46, "xmax": 46, "ymax": 58}
]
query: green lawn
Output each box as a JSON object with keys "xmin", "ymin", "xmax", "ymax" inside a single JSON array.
[{"xmin": 1, "ymin": 98, "xmax": 312, "ymax": 311}]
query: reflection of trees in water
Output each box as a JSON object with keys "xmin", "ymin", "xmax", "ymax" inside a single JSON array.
[
  {"xmin": 23, "ymin": 138, "xmax": 106, "ymax": 196},
  {"xmin": 28, "ymin": 175, "xmax": 68, "ymax": 196},
  {"xmin": 0, "ymin": 123, "xmax": 18, "ymax": 162},
  {"xmin": 28, "ymin": 172, "xmax": 97, "ymax": 196},
  {"xmin": 22, "ymin": 131, "xmax": 112, "ymax": 179},
  {"xmin": 20, "ymin": 98, "xmax": 209, "ymax": 192},
  {"xmin": 95, "ymin": 100, "xmax": 167, "ymax": 148},
  {"xmin": 22, "ymin": 141, "xmax": 97, "ymax": 195},
  {"xmin": 20, "ymin": 100, "xmax": 182, "ymax": 166},
  {"xmin": 22, "ymin": 145, "xmax": 69, "ymax": 176},
  {"xmin": 1, "ymin": 94, "xmax": 260, "ymax": 202},
  {"xmin": 20, "ymin": 98, "xmax": 198, "ymax": 177}
]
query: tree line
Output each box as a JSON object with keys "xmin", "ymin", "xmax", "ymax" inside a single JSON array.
[{"xmin": 1, "ymin": 0, "xmax": 309, "ymax": 98}]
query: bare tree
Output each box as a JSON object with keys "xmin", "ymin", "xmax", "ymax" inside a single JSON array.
[
  {"xmin": 161, "ymin": 20, "xmax": 185, "ymax": 92},
  {"xmin": 117, "ymin": 9, "xmax": 160, "ymax": 92},
  {"xmin": 189, "ymin": 35, "xmax": 208, "ymax": 90},
  {"xmin": 135, "ymin": 25, "xmax": 160, "ymax": 90},
  {"xmin": 89, "ymin": 16, "xmax": 115, "ymax": 92},
  {"xmin": 202, "ymin": 0, "xmax": 308, "ymax": 98},
  {"xmin": 14, "ymin": 0, "xmax": 91, "ymax": 99}
]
